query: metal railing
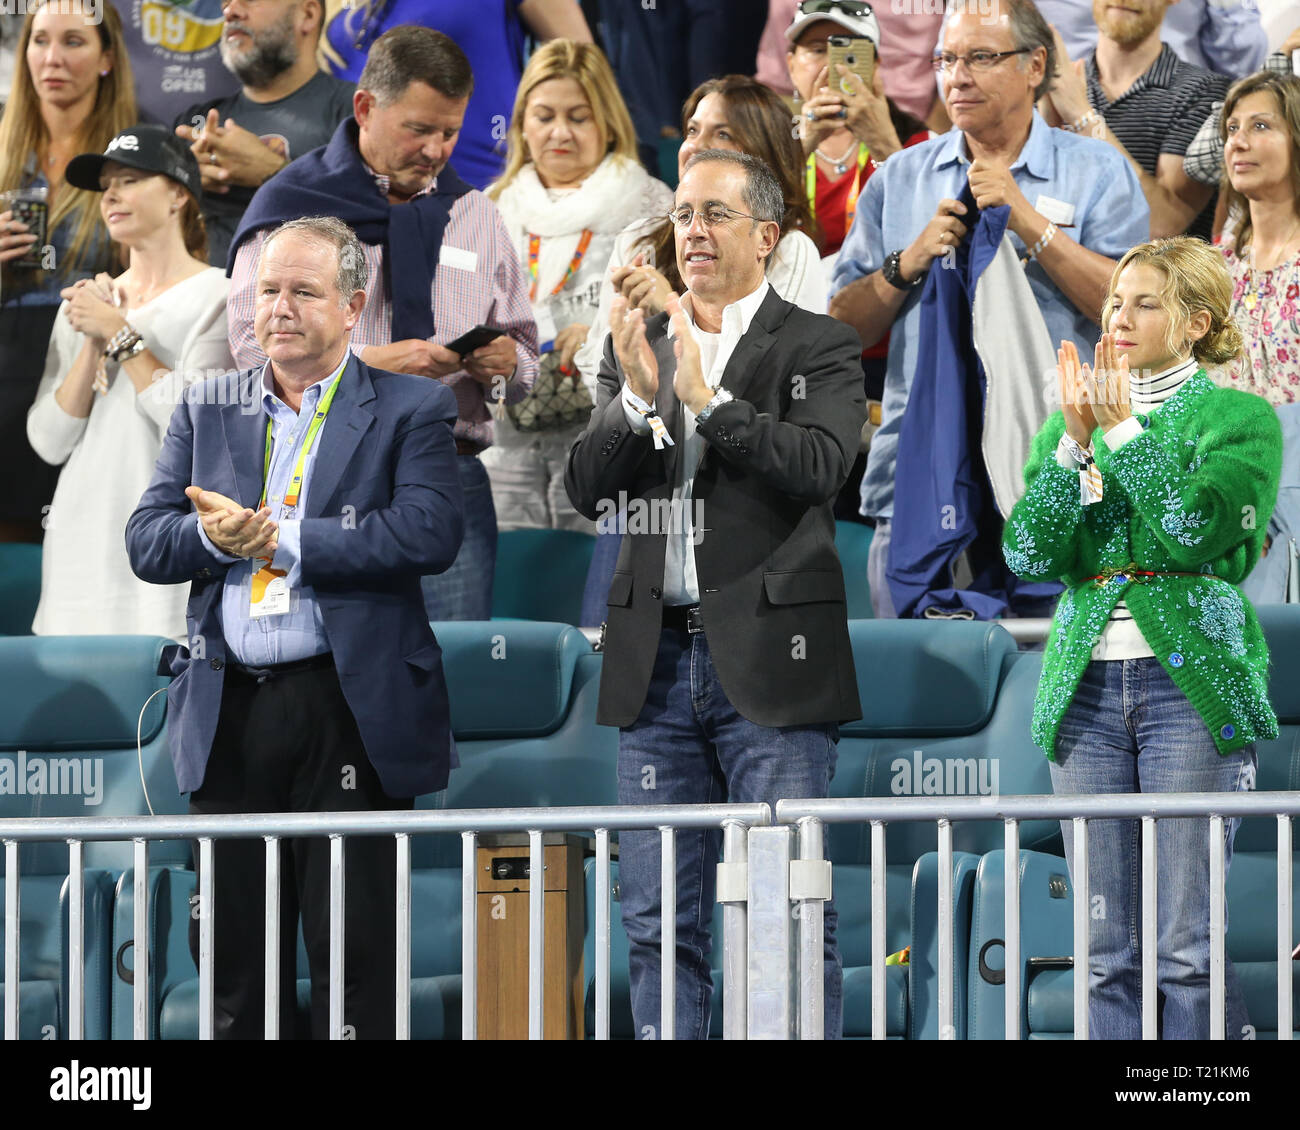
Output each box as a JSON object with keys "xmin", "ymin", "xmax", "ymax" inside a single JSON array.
[
  {"xmin": 774, "ymin": 792, "xmax": 1300, "ymax": 1041},
  {"xmin": 1, "ymin": 803, "xmax": 769, "ymax": 1042},
  {"xmin": 4, "ymin": 792, "xmax": 1297, "ymax": 1040}
]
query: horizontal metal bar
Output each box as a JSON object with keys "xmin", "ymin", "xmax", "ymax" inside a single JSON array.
[
  {"xmin": 997, "ymin": 618, "xmax": 1052, "ymax": 644},
  {"xmin": 777, "ymin": 791, "xmax": 1300, "ymax": 824},
  {"xmin": 0, "ymin": 802, "xmax": 774, "ymax": 843}
]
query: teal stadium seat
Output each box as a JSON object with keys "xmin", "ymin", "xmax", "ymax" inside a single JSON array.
[
  {"xmin": 0, "ymin": 543, "xmax": 41, "ymax": 635},
  {"xmin": 491, "ymin": 529, "xmax": 596, "ymax": 626},
  {"xmin": 0, "ymin": 635, "xmax": 181, "ymax": 1039},
  {"xmin": 836, "ymin": 620, "xmax": 1056, "ymax": 1038},
  {"xmin": 834, "ymin": 520, "xmax": 874, "ymax": 620}
]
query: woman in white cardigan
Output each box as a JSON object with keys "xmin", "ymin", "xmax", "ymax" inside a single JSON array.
[
  {"xmin": 27, "ymin": 126, "xmax": 232, "ymax": 640},
  {"xmin": 483, "ymin": 40, "xmax": 673, "ymax": 533}
]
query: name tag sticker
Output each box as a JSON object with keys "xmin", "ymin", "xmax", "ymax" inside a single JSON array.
[
  {"xmin": 440, "ymin": 245, "xmax": 479, "ymax": 272},
  {"xmin": 1035, "ymin": 195, "xmax": 1076, "ymax": 227}
]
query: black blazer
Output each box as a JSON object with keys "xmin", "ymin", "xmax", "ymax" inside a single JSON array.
[{"xmin": 565, "ymin": 287, "xmax": 865, "ymax": 728}]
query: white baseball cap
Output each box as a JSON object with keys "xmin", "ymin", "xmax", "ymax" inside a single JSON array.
[{"xmin": 786, "ymin": 0, "xmax": 881, "ymax": 45}]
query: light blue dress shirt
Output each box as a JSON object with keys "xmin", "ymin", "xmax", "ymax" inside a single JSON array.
[
  {"xmin": 197, "ymin": 357, "xmax": 346, "ymax": 665},
  {"xmin": 831, "ymin": 111, "xmax": 1149, "ymax": 521}
]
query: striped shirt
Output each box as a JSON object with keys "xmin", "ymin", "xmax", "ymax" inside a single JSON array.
[
  {"xmin": 227, "ymin": 168, "xmax": 539, "ymax": 451},
  {"xmin": 1086, "ymin": 44, "xmax": 1228, "ymax": 241}
]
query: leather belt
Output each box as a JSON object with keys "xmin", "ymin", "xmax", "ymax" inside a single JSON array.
[
  {"xmin": 229, "ymin": 653, "xmax": 334, "ymax": 683},
  {"xmin": 661, "ymin": 603, "xmax": 704, "ymax": 634},
  {"xmin": 456, "ymin": 439, "xmax": 481, "ymax": 456}
]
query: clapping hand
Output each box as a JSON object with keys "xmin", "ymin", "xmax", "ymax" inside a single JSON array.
[
  {"xmin": 1085, "ymin": 332, "xmax": 1131, "ymax": 432},
  {"xmin": 1057, "ymin": 339, "xmax": 1096, "ymax": 444},
  {"xmin": 609, "ymin": 294, "xmax": 659, "ymax": 403},
  {"xmin": 60, "ymin": 273, "xmax": 126, "ymax": 343},
  {"xmin": 665, "ymin": 294, "xmax": 710, "ymax": 414},
  {"xmin": 186, "ymin": 486, "xmax": 279, "ymax": 559}
]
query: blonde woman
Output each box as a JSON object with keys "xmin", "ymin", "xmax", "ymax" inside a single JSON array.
[
  {"xmin": 481, "ymin": 39, "xmax": 672, "ymax": 532},
  {"xmin": 27, "ymin": 126, "xmax": 231, "ymax": 640},
  {"xmin": 1004, "ymin": 238, "xmax": 1282, "ymax": 1039},
  {"xmin": 0, "ymin": 0, "xmax": 135, "ymax": 541}
]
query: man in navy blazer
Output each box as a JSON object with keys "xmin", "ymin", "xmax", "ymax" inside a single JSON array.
[{"xmin": 127, "ymin": 216, "xmax": 463, "ymax": 1038}]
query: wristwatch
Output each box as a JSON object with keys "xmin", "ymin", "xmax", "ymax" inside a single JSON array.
[{"xmin": 883, "ymin": 249, "xmax": 922, "ymax": 291}]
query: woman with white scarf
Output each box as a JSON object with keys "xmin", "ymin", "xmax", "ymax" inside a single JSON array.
[{"xmin": 484, "ymin": 39, "xmax": 672, "ymax": 532}]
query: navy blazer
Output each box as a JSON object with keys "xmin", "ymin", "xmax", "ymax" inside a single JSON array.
[{"xmin": 126, "ymin": 355, "xmax": 465, "ymax": 798}]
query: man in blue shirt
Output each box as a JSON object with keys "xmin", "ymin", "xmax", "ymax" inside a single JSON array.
[
  {"xmin": 127, "ymin": 215, "xmax": 464, "ymax": 1038},
  {"xmin": 830, "ymin": 0, "xmax": 1148, "ymax": 617}
]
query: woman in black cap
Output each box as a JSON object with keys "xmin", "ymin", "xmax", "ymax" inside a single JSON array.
[{"xmin": 26, "ymin": 124, "xmax": 232, "ymax": 640}]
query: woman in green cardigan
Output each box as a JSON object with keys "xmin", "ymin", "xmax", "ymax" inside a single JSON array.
[{"xmin": 1003, "ymin": 237, "xmax": 1282, "ymax": 1040}]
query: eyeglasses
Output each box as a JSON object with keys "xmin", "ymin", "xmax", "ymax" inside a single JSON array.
[
  {"xmin": 931, "ymin": 47, "xmax": 1031, "ymax": 73},
  {"xmin": 666, "ymin": 204, "xmax": 763, "ymax": 229},
  {"xmin": 797, "ymin": 0, "xmax": 874, "ymax": 16}
]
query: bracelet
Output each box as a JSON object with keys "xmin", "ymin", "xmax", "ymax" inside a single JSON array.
[
  {"xmin": 695, "ymin": 387, "xmax": 734, "ymax": 424},
  {"xmin": 1023, "ymin": 222, "xmax": 1058, "ymax": 262},
  {"xmin": 103, "ymin": 324, "xmax": 143, "ymax": 362},
  {"xmin": 1062, "ymin": 109, "xmax": 1100, "ymax": 134}
]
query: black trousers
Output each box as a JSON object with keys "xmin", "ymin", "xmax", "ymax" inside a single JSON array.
[{"xmin": 189, "ymin": 658, "xmax": 413, "ymax": 1039}]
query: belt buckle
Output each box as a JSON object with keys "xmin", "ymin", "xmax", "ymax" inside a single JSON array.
[{"xmin": 686, "ymin": 606, "xmax": 704, "ymax": 634}]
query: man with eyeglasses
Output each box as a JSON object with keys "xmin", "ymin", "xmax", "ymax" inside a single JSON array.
[
  {"xmin": 565, "ymin": 149, "xmax": 866, "ymax": 1040},
  {"xmin": 829, "ymin": 0, "xmax": 1148, "ymax": 618}
]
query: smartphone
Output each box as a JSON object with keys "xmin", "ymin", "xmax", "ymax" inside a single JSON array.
[
  {"xmin": 445, "ymin": 324, "xmax": 505, "ymax": 357},
  {"xmin": 3, "ymin": 192, "xmax": 47, "ymax": 270},
  {"xmin": 828, "ymin": 35, "xmax": 876, "ymax": 96}
]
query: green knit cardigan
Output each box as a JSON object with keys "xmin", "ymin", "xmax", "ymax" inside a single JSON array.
[{"xmin": 1002, "ymin": 371, "xmax": 1282, "ymax": 760}]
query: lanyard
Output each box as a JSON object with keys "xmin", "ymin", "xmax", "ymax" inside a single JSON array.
[
  {"xmin": 806, "ymin": 144, "xmax": 869, "ymax": 230},
  {"xmin": 527, "ymin": 229, "xmax": 593, "ymax": 303},
  {"xmin": 260, "ymin": 375, "xmax": 343, "ymax": 511}
]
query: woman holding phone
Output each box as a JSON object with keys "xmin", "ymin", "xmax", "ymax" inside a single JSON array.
[
  {"xmin": 0, "ymin": 0, "xmax": 135, "ymax": 541},
  {"xmin": 1003, "ymin": 237, "xmax": 1282, "ymax": 1039}
]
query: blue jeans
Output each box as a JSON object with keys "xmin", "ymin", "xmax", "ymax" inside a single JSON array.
[
  {"xmin": 580, "ymin": 528, "xmax": 623, "ymax": 628},
  {"xmin": 1050, "ymin": 658, "xmax": 1256, "ymax": 1040},
  {"xmin": 421, "ymin": 455, "xmax": 496, "ymax": 621},
  {"xmin": 617, "ymin": 626, "xmax": 842, "ymax": 1039}
]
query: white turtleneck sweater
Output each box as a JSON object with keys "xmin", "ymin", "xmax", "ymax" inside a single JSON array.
[{"xmin": 1054, "ymin": 356, "xmax": 1200, "ymax": 660}]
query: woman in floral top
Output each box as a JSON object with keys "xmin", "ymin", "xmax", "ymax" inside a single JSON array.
[
  {"xmin": 1217, "ymin": 71, "xmax": 1300, "ymax": 605},
  {"xmin": 1218, "ymin": 71, "xmax": 1300, "ymax": 405},
  {"xmin": 1004, "ymin": 238, "xmax": 1282, "ymax": 1040}
]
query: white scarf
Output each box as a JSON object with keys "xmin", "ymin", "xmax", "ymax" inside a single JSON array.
[{"xmin": 494, "ymin": 153, "xmax": 658, "ymax": 238}]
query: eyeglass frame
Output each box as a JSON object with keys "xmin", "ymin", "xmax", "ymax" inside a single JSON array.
[
  {"xmin": 665, "ymin": 204, "xmax": 772, "ymax": 230},
  {"xmin": 930, "ymin": 47, "xmax": 1033, "ymax": 73}
]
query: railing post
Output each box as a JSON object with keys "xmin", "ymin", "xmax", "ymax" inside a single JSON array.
[
  {"xmin": 594, "ymin": 827, "xmax": 611, "ymax": 1041},
  {"xmin": 5, "ymin": 840, "xmax": 18, "ymax": 1040},
  {"xmin": 746, "ymin": 825, "xmax": 795, "ymax": 1039},
  {"xmin": 938, "ymin": 818, "xmax": 954, "ymax": 1040},
  {"xmin": 1279, "ymin": 815, "xmax": 1293, "ymax": 1042},
  {"xmin": 1209, "ymin": 814, "xmax": 1226, "ymax": 1041},
  {"xmin": 328, "ymin": 834, "xmax": 345, "ymax": 1040},
  {"xmin": 461, "ymin": 830, "xmax": 477, "ymax": 1041},
  {"xmin": 1141, "ymin": 816, "xmax": 1158, "ymax": 1040},
  {"xmin": 1072, "ymin": 817, "xmax": 1089, "ymax": 1041},
  {"xmin": 659, "ymin": 826, "xmax": 676, "ymax": 1041},
  {"xmin": 133, "ymin": 838, "xmax": 148, "ymax": 1041},
  {"xmin": 198, "ymin": 836, "xmax": 214, "ymax": 1040},
  {"xmin": 718, "ymin": 819, "xmax": 748, "ymax": 1040},
  {"xmin": 265, "ymin": 836, "xmax": 280, "ymax": 1041},
  {"xmin": 528, "ymin": 829, "xmax": 544, "ymax": 1040},
  {"xmin": 1003, "ymin": 820, "xmax": 1020, "ymax": 1041},
  {"xmin": 395, "ymin": 832, "xmax": 411, "ymax": 1041},
  {"xmin": 67, "ymin": 839, "xmax": 84, "ymax": 1041},
  {"xmin": 793, "ymin": 817, "xmax": 830, "ymax": 1040},
  {"xmin": 870, "ymin": 820, "xmax": 886, "ymax": 1041}
]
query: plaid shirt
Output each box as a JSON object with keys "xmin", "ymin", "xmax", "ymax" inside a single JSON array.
[
  {"xmin": 227, "ymin": 167, "xmax": 539, "ymax": 451},
  {"xmin": 1183, "ymin": 52, "xmax": 1292, "ymax": 188}
]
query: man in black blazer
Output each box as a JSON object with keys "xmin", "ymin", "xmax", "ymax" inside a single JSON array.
[{"xmin": 565, "ymin": 150, "xmax": 865, "ymax": 1039}]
